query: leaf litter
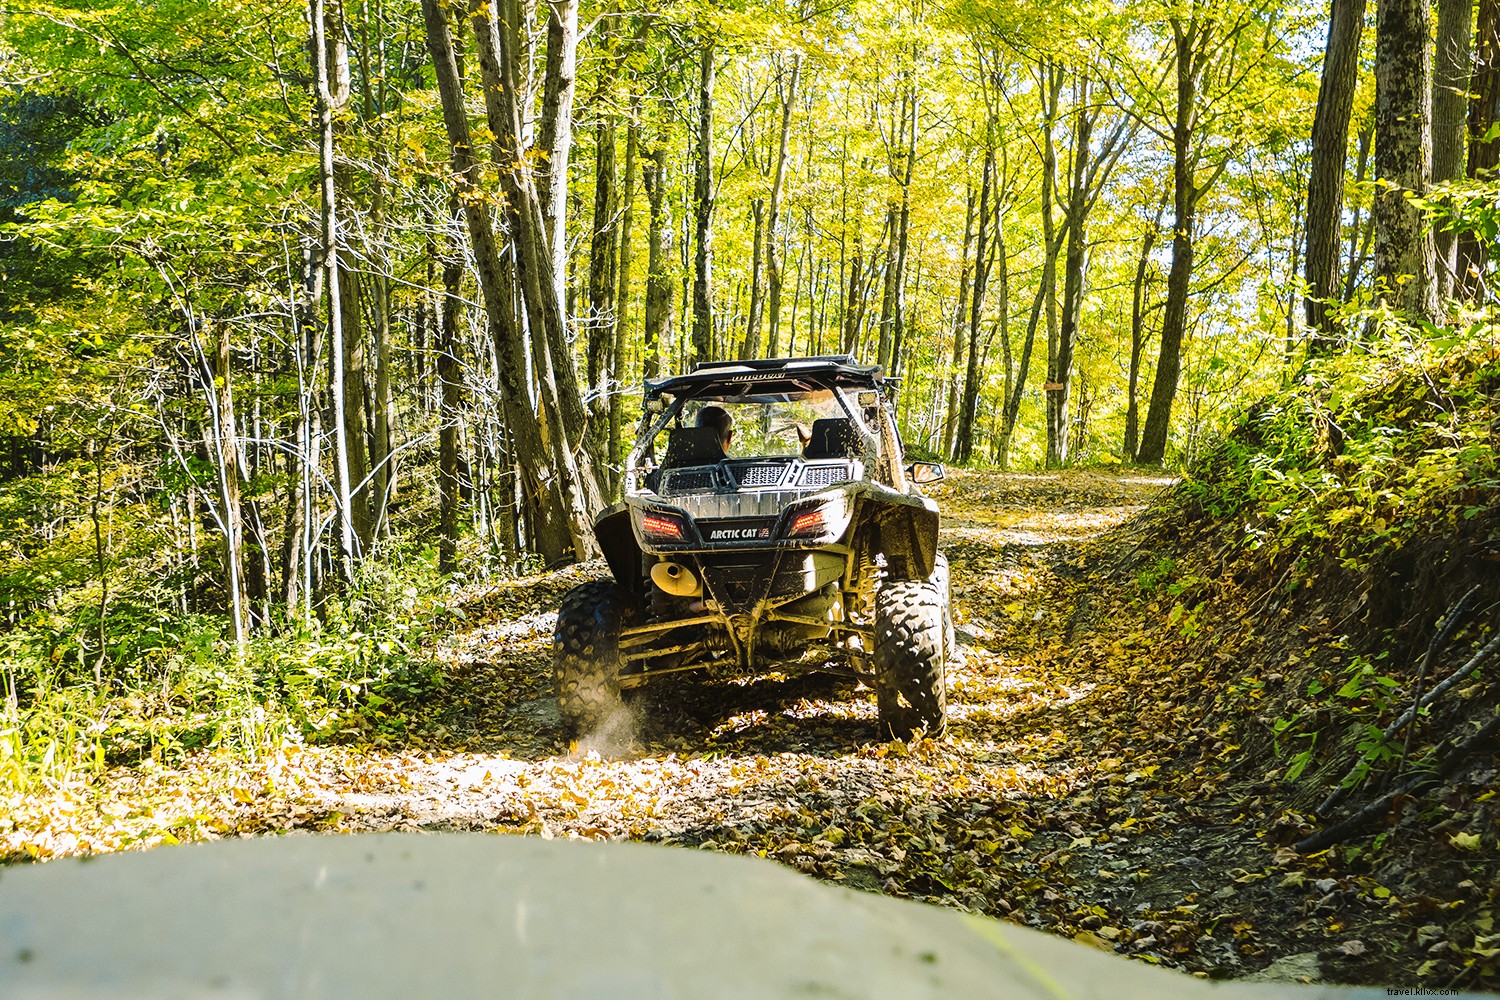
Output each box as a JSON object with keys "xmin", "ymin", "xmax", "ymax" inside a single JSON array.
[{"xmin": 3, "ymin": 468, "xmax": 1495, "ymax": 989}]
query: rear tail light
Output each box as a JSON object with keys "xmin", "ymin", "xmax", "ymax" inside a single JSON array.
[
  {"xmin": 641, "ymin": 512, "xmax": 685, "ymax": 541},
  {"xmin": 787, "ymin": 509, "xmax": 826, "ymax": 537}
]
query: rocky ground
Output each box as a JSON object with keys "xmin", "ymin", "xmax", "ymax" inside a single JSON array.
[{"xmin": 6, "ymin": 469, "xmax": 1496, "ymax": 991}]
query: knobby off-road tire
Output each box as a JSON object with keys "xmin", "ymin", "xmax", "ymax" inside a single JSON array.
[
  {"xmin": 554, "ymin": 579, "xmax": 634, "ymax": 737},
  {"xmin": 930, "ymin": 551, "xmax": 955, "ymax": 657},
  {"xmin": 873, "ymin": 575, "xmax": 949, "ymax": 740}
]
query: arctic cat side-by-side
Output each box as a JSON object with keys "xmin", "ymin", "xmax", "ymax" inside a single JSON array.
[{"xmin": 553, "ymin": 356, "xmax": 951, "ymax": 739}]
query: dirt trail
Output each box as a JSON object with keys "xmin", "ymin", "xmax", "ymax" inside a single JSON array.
[
  {"xmin": 306, "ymin": 470, "xmax": 1166, "ymax": 830},
  {"xmin": 273, "ymin": 469, "xmax": 1345, "ymax": 981},
  {"xmin": 10, "ymin": 469, "xmax": 1430, "ymax": 985}
]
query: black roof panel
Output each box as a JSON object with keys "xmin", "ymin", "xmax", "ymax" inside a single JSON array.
[{"xmin": 644, "ymin": 356, "xmax": 885, "ymax": 398}]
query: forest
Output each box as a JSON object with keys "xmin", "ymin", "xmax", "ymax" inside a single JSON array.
[{"xmin": 3, "ymin": 0, "xmax": 1500, "ymax": 989}]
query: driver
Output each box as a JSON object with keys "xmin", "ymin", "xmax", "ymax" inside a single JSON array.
[{"xmin": 696, "ymin": 405, "xmax": 735, "ymax": 457}]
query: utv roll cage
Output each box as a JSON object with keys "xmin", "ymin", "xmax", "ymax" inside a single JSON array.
[{"xmin": 624, "ymin": 356, "xmax": 907, "ymax": 497}]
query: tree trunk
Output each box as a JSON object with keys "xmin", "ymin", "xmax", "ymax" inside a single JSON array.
[
  {"xmin": 1138, "ymin": 19, "xmax": 1204, "ymax": 467},
  {"xmin": 1433, "ymin": 0, "xmax": 1473, "ymax": 297},
  {"xmin": 943, "ymin": 187, "xmax": 975, "ymax": 460},
  {"xmin": 954, "ymin": 149, "xmax": 994, "ymax": 465},
  {"xmin": 338, "ymin": 265, "xmax": 373, "ymax": 551},
  {"xmin": 765, "ymin": 55, "xmax": 800, "ymax": 359},
  {"xmin": 210, "ymin": 324, "xmax": 247, "ymax": 648},
  {"xmin": 1372, "ymin": 0, "xmax": 1438, "ymax": 320},
  {"xmin": 1344, "ymin": 121, "xmax": 1375, "ymax": 298},
  {"xmin": 1047, "ymin": 78, "xmax": 1095, "ymax": 469},
  {"xmin": 370, "ymin": 193, "xmax": 395, "ymax": 538},
  {"xmin": 993, "ymin": 225, "xmax": 1013, "ymax": 470},
  {"xmin": 1303, "ymin": 0, "xmax": 1367, "ymax": 351},
  {"xmin": 609, "ymin": 111, "xmax": 637, "ymax": 494},
  {"xmin": 889, "ymin": 83, "xmax": 917, "ymax": 377},
  {"xmin": 876, "ymin": 204, "xmax": 899, "ymax": 369},
  {"xmin": 999, "ymin": 278, "xmax": 1046, "ymax": 470},
  {"xmin": 537, "ymin": 0, "xmax": 577, "ymax": 307},
  {"xmin": 422, "ymin": 0, "xmax": 585, "ymax": 563},
  {"xmin": 1458, "ymin": 0, "xmax": 1500, "ymax": 296},
  {"xmin": 586, "ymin": 62, "xmax": 619, "ymax": 464},
  {"xmin": 469, "ymin": 0, "xmax": 595, "ymax": 498},
  {"xmin": 692, "ymin": 41, "xmax": 716, "ymax": 362},
  {"xmin": 1125, "ymin": 196, "xmax": 1166, "ymax": 460},
  {"xmin": 999, "ymin": 203, "xmax": 1054, "ymax": 467},
  {"xmin": 283, "ymin": 245, "xmax": 322, "ymax": 616},
  {"xmin": 312, "ymin": 0, "xmax": 357, "ymax": 582},
  {"xmin": 642, "ymin": 136, "xmax": 672, "ymax": 379},
  {"xmin": 1037, "ymin": 64, "xmax": 1062, "ymax": 459},
  {"xmin": 438, "ymin": 195, "xmax": 463, "ymax": 574},
  {"xmin": 841, "ymin": 241, "xmax": 864, "ymax": 355},
  {"xmin": 742, "ymin": 198, "xmax": 766, "ymax": 358},
  {"xmin": 474, "ymin": 0, "xmax": 603, "ymax": 548}
]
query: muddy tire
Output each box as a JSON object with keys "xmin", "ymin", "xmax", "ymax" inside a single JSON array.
[
  {"xmin": 554, "ymin": 579, "xmax": 634, "ymax": 737},
  {"xmin": 873, "ymin": 578, "xmax": 948, "ymax": 739},
  {"xmin": 930, "ymin": 551, "xmax": 955, "ymax": 657}
]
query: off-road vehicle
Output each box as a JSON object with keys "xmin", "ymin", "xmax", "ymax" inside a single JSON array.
[{"xmin": 553, "ymin": 356, "xmax": 951, "ymax": 738}]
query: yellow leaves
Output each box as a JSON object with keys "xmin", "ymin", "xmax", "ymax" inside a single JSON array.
[
  {"xmin": 1448, "ymin": 831, "xmax": 1482, "ymax": 851},
  {"xmin": 10, "ymin": 464, "xmax": 1488, "ymax": 981},
  {"xmin": 1471, "ymin": 933, "xmax": 1500, "ymax": 960},
  {"xmin": 1072, "ymin": 930, "xmax": 1116, "ymax": 952}
]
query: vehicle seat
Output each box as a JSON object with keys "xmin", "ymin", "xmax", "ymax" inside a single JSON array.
[
  {"xmin": 663, "ymin": 425, "xmax": 726, "ymax": 468},
  {"xmin": 803, "ymin": 418, "xmax": 858, "ymax": 460}
]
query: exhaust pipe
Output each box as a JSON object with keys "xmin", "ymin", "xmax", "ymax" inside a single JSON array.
[{"xmin": 651, "ymin": 561, "xmax": 702, "ymax": 597}]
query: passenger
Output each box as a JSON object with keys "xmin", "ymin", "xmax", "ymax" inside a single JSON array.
[{"xmin": 696, "ymin": 405, "xmax": 735, "ymax": 458}]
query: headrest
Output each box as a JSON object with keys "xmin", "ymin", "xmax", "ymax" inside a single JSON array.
[
  {"xmin": 663, "ymin": 425, "xmax": 725, "ymax": 468},
  {"xmin": 803, "ymin": 417, "xmax": 858, "ymax": 460}
]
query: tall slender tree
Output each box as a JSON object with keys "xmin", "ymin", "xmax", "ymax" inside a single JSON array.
[
  {"xmin": 311, "ymin": 0, "xmax": 358, "ymax": 580},
  {"xmin": 1371, "ymin": 0, "xmax": 1438, "ymax": 320},
  {"xmin": 692, "ymin": 41, "xmax": 717, "ymax": 361},
  {"xmin": 1432, "ymin": 0, "xmax": 1473, "ymax": 298},
  {"xmin": 1137, "ymin": 10, "xmax": 1240, "ymax": 465},
  {"xmin": 1458, "ymin": 0, "xmax": 1500, "ymax": 295},
  {"xmin": 953, "ymin": 147, "xmax": 994, "ymax": 465},
  {"xmin": 643, "ymin": 133, "xmax": 674, "ymax": 378},
  {"xmin": 421, "ymin": 0, "xmax": 590, "ymax": 562},
  {"xmin": 765, "ymin": 55, "xmax": 801, "ymax": 359},
  {"xmin": 1303, "ymin": 0, "xmax": 1367, "ymax": 352}
]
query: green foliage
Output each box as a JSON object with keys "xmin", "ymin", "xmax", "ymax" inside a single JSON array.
[
  {"xmin": 0, "ymin": 555, "xmax": 446, "ymax": 794},
  {"xmin": 1182, "ymin": 317, "xmax": 1500, "ymax": 568},
  {"xmin": 1416, "ymin": 177, "xmax": 1500, "ymax": 261}
]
